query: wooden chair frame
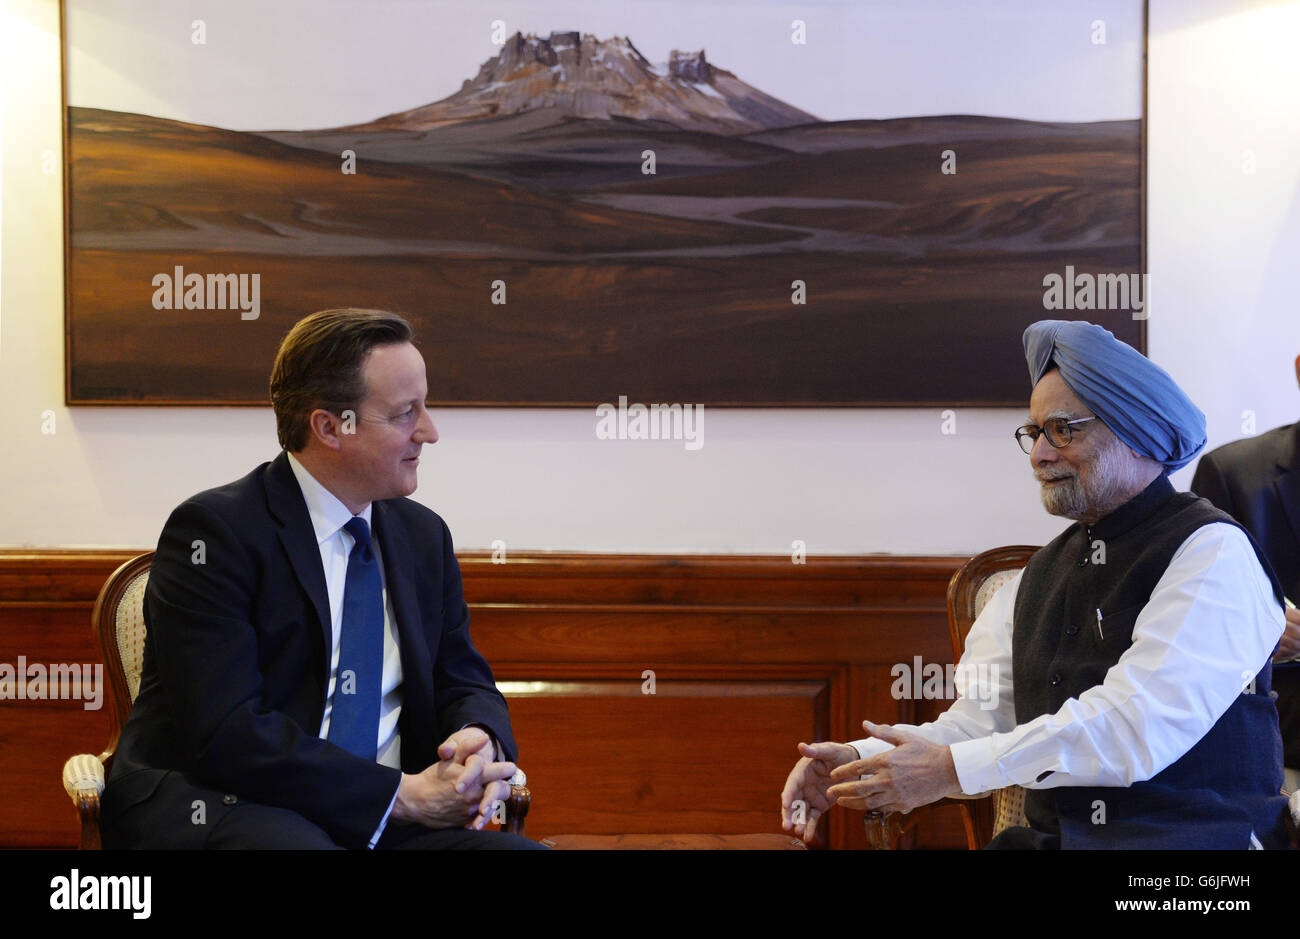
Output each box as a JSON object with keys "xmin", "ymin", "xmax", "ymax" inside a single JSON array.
[
  {"xmin": 865, "ymin": 546, "xmax": 1037, "ymax": 850},
  {"xmin": 943, "ymin": 546, "xmax": 1037, "ymax": 849}
]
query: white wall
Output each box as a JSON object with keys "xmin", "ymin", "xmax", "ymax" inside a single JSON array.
[{"xmin": 3, "ymin": 0, "xmax": 1298, "ymax": 553}]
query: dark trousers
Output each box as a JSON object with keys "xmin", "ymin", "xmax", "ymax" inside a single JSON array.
[
  {"xmin": 102, "ymin": 772, "xmax": 545, "ymax": 850},
  {"xmin": 205, "ymin": 805, "xmax": 545, "ymax": 849},
  {"xmin": 983, "ymin": 826, "xmax": 1060, "ymax": 850}
]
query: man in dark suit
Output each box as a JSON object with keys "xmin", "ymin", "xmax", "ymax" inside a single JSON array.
[
  {"xmin": 1191, "ymin": 381, "xmax": 1300, "ymax": 782},
  {"xmin": 102, "ymin": 309, "xmax": 539, "ymax": 849}
]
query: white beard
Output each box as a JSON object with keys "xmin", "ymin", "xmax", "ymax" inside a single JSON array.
[{"xmin": 1038, "ymin": 436, "xmax": 1134, "ymax": 522}]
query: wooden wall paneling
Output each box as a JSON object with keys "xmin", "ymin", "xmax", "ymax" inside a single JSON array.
[
  {"xmin": 493, "ymin": 665, "xmax": 836, "ymax": 839},
  {"xmin": 0, "ymin": 550, "xmax": 967, "ymax": 848},
  {"xmin": 0, "ymin": 551, "xmax": 159, "ymax": 846}
]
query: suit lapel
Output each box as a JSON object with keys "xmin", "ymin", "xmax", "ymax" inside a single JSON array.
[
  {"xmin": 372, "ymin": 501, "xmax": 434, "ymax": 702},
  {"xmin": 265, "ymin": 452, "xmax": 333, "ymax": 681},
  {"xmin": 1273, "ymin": 424, "xmax": 1300, "ymax": 573}
]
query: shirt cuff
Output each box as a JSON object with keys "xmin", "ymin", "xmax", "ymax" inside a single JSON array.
[
  {"xmin": 949, "ymin": 736, "xmax": 1006, "ymax": 794},
  {"xmin": 368, "ymin": 782, "xmax": 401, "ymax": 850}
]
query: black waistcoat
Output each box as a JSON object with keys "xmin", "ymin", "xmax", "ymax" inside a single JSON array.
[{"xmin": 1012, "ymin": 474, "xmax": 1289, "ymax": 848}]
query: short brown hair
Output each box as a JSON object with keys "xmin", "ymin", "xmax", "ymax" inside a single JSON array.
[{"xmin": 270, "ymin": 308, "xmax": 413, "ymax": 451}]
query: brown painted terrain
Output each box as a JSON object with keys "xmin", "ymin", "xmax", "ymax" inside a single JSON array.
[{"xmin": 67, "ymin": 106, "xmax": 1140, "ymax": 405}]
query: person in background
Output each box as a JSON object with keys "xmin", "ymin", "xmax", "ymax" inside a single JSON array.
[{"xmin": 1191, "ymin": 355, "xmax": 1300, "ymax": 791}]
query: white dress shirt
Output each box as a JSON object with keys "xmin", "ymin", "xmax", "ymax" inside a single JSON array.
[
  {"xmin": 288, "ymin": 453, "xmax": 404, "ymax": 845},
  {"xmin": 849, "ymin": 522, "xmax": 1285, "ymax": 798}
]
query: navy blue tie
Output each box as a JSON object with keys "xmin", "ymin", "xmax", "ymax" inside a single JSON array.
[{"xmin": 327, "ymin": 517, "xmax": 383, "ymax": 760}]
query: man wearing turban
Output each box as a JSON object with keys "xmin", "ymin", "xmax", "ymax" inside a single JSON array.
[{"xmin": 781, "ymin": 320, "xmax": 1290, "ymax": 848}]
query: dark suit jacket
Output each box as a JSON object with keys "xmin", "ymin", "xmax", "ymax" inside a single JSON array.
[
  {"xmin": 1192, "ymin": 422, "xmax": 1300, "ymax": 766},
  {"xmin": 1192, "ymin": 423, "xmax": 1300, "ymax": 597},
  {"xmin": 102, "ymin": 452, "xmax": 516, "ymax": 848}
]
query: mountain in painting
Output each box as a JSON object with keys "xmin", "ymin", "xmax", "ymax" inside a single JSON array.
[{"xmin": 341, "ymin": 31, "xmax": 819, "ymax": 134}]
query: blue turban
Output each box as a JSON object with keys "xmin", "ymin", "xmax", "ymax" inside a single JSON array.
[{"xmin": 1023, "ymin": 320, "xmax": 1206, "ymax": 472}]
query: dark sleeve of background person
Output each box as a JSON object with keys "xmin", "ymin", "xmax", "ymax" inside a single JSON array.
[{"xmin": 1191, "ymin": 432, "xmax": 1300, "ymax": 770}]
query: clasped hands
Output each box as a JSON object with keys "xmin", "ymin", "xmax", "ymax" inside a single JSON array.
[
  {"xmin": 779, "ymin": 720, "xmax": 960, "ymax": 844},
  {"xmin": 392, "ymin": 727, "xmax": 517, "ymax": 831}
]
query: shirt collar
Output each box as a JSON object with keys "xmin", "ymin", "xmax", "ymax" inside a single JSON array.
[{"xmin": 286, "ymin": 451, "xmax": 372, "ymax": 545}]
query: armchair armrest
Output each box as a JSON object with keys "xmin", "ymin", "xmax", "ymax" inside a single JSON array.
[
  {"xmin": 62, "ymin": 753, "xmax": 107, "ymax": 850},
  {"xmin": 505, "ymin": 769, "xmax": 530, "ymax": 837},
  {"xmin": 865, "ymin": 809, "xmax": 917, "ymax": 849},
  {"xmin": 864, "ymin": 796, "xmax": 982, "ymax": 849}
]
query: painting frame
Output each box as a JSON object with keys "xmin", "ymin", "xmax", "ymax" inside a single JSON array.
[{"xmin": 61, "ymin": 0, "xmax": 1148, "ymax": 407}]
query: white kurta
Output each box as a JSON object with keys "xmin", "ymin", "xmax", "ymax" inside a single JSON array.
[{"xmin": 848, "ymin": 522, "xmax": 1284, "ymax": 795}]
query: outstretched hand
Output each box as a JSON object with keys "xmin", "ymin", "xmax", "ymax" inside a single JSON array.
[
  {"xmin": 825, "ymin": 720, "xmax": 960, "ymax": 815},
  {"xmin": 780, "ymin": 740, "xmax": 858, "ymax": 844}
]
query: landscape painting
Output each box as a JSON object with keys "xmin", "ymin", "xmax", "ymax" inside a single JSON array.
[{"xmin": 63, "ymin": 1, "xmax": 1145, "ymax": 405}]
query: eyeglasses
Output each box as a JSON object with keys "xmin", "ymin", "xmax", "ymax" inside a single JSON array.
[{"xmin": 1014, "ymin": 416, "xmax": 1097, "ymax": 454}]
